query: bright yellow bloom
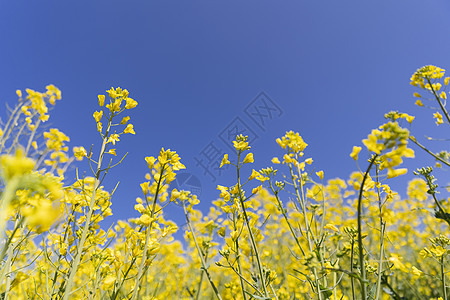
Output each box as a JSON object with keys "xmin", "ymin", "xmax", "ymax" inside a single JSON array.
[
  {"xmin": 387, "ymin": 168, "xmax": 407, "ymax": 179},
  {"xmin": 145, "ymin": 156, "xmax": 156, "ymax": 169},
  {"xmin": 125, "ymin": 97, "xmax": 138, "ymax": 109},
  {"xmin": 411, "ymin": 266, "xmax": 423, "ymax": 277},
  {"xmin": 431, "ymin": 246, "xmax": 446, "ymax": 257},
  {"xmin": 324, "ymin": 223, "xmax": 338, "ymax": 232},
  {"xmin": 410, "ymin": 65, "xmax": 445, "ymax": 87},
  {"xmin": 0, "ymin": 148, "xmax": 35, "ymax": 180},
  {"xmin": 107, "ymin": 134, "xmax": 120, "ymax": 145},
  {"xmin": 433, "ymin": 111, "xmax": 444, "ymax": 125},
  {"xmin": 350, "ymin": 146, "xmax": 361, "ymax": 161},
  {"xmin": 316, "ymin": 170, "xmax": 324, "ymax": 180},
  {"xmin": 276, "ymin": 131, "xmax": 308, "ymax": 152},
  {"xmin": 124, "ymin": 124, "xmax": 135, "ymax": 134},
  {"xmin": 271, "ymin": 157, "xmax": 280, "ymax": 164},
  {"xmin": 252, "ymin": 185, "xmax": 262, "ymax": 194},
  {"xmin": 93, "ymin": 110, "xmax": 103, "ymax": 123},
  {"xmin": 73, "ymin": 146, "xmax": 87, "ymax": 161},
  {"xmin": 98, "ymin": 94, "xmax": 105, "ymax": 106},
  {"xmin": 219, "ymin": 154, "xmax": 230, "ymax": 168},
  {"xmin": 243, "ymin": 152, "xmax": 254, "ymax": 164},
  {"xmin": 249, "ymin": 169, "xmax": 260, "ymax": 180},
  {"xmin": 120, "ymin": 116, "xmax": 130, "ymax": 124},
  {"xmin": 415, "ymin": 99, "xmax": 424, "ymax": 107}
]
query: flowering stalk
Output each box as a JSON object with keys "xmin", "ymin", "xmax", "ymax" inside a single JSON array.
[
  {"xmin": 356, "ymin": 155, "xmax": 377, "ymax": 299},
  {"xmin": 183, "ymin": 199, "xmax": 222, "ymax": 300},
  {"xmin": 62, "ymin": 113, "xmax": 113, "ymax": 300},
  {"xmin": 130, "ymin": 165, "xmax": 164, "ymax": 300},
  {"xmin": 236, "ymin": 151, "xmax": 269, "ymax": 298}
]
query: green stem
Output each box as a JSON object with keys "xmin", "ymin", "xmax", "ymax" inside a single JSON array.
[
  {"xmin": 236, "ymin": 152, "xmax": 268, "ymax": 297},
  {"xmin": 427, "ymin": 78, "xmax": 450, "ymax": 125},
  {"xmin": 441, "ymin": 255, "xmax": 447, "ymax": 300},
  {"xmin": 130, "ymin": 165, "xmax": 165, "ymax": 300},
  {"xmin": 62, "ymin": 115, "xmax": 113, "ymax": 300},
  {"xmin": 233, "ymin": 215, "xmax": 248, "ymax": 300},
  {"xmin": 357, "ymin": 155, "xmax": 377, "ymax": 300},
  {"xmin": 409, "ymin": 137, "xmax": 450, "ymax": 168},
  {"xmin": 183, "ymin": 201, "xmax": 222, "ymax": 300}
]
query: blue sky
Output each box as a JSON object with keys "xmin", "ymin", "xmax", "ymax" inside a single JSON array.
[{"xmin": 1, "ymin": 1, "xmax": 450, "ymax": 229}]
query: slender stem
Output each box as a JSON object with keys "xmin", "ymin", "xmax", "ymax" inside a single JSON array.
[
  {"xmin": 374, "ymin": 166, "xmax": 385, "ymax": 300},
  {"xmin": 131, "ymin": 164, "xmax": 165, "ymax": 300},
  {"xmin": 233, "ymin": 215, "xmax": 248, "ymax": 300},
  {"xmin": 427, "ymin": 78, "xmax": 450, "ymax": 125},
  {"xmin": 62, "ymin": 114, "xmax": 113, "ymax": 300},
  {"xmin": 289, "ymin": 159, "xmax": 322, "ymax": 300},
  {"xmin": 350, "ymin": 240, "xmax": 356, "ymax": 300},
  {"xmin": 409, "ymin": 137, "xmax": 450, "ymax": 168},
  {"xmin": 441, "ymin": 255, "xmax": 447, "ymax": 300},
  {"xmin": 270, "ymin": 182, "xmax": 305, "ymax": 256},
  {"xmin": 183, "ymin": 201, "xmax": 222, "ymax": 300},
  {"xmin": 236, "ymin": 152, "xmax": 268, "ymax": 297},
  {"xmin": 357, "ymin": 155, "xmax": 377, "ymax": 300}
]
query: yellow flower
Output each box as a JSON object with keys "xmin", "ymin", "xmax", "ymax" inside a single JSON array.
[
  {"xmin": 388, "ymin": 254, "xmax": 408, "ymax": 272},
  {"xmin": 305, "ymin": 158, "xmax": 313, "ymax": 165},
  {"xmin": 107, "ymin": 149, "xmax": 117, "ymax": 156},
  {"xmin": 219, "ymin": 154, "xmax": 230, "ymax": 168},
  {"xmin": 16, "ymin": 89, "xmax": 22, "ymax": 97},
  {"xmin": 125, "ymin": 97, "xmax": 138, "ymax": 109},
  {"xmin": 145, "ymin": 156, "xmax": 156, "ymax": 169},
  {"xmin": 252, "ymin": 185, "xmax": 262, "ymax": 194},
  {"xmin": 316, "ymin": 170, "xmax": 324, "ymax": 180},
  {"xmin": 350, "ymin": 146, "xmax": 361, "ymax": 161},
  {"xmin": 107, "ymin": 134, "xmax": 120, "ymax": 145},
  {"xmin": 440, "ymin": 91, "xmax": 447, "ymax": 100},
  {"xmin": 102, "ymin": 274, "xmax": 117, "ymax": 289},
  {"xmin": 249, "ymin": 169, "xmax": 260, "ymax": 180},
  {"xmin": 324, "ymin": 223, "xmax": 338, "ymax": 232},
  {"xmin": 138, "ymin": 214, "xmax": 152, "ymax": 226},
  {"xmin": 271, "ymin": 157, "xmax": 280, "ymax": 164},
  {"xmin": 124, "ymin": 124, "xmax": 135, "ymax": 134},
  {"xmin": 217, "ymin": 227, "xmax": 225, "ymax": 237},
  {"xmin": 431, "ymin": 246, "xmax": 446, "ymax": 257},
  {"xmin": 410, "ymin": 65, "xmax": 445, "ymax": 87},
  {"xmin": 415, "ymin": 99, "xmax": 423, "ymax": 107},
  {"xmin": 97, "ymin": 122, "xmax": 103, "ymax": 133},
  {"xmin": 73, "ymin": 146, "xmax": 87, "ymax": 161},
  {"xmin": 93, "ymin": 110, "xmax": 103, "ymax": 123},
  {"xmin": 433, "ymin": 111, "xmax": 444, "ymax": 125},
  {"xmin": 243, "ymin": 153, "xmax": 254, "ymax": 164},
  {"xmin": 0, "ymin": 148, "xmax": 35, "ymax": 180},
  {"xmin": 233, "ymin": 134, "xmax": 250, "ymax": 151},
  {"xmin": 98, "ymin": 94, "xmax": 105, "ymax": 107},
  {"xmin": 276, "ymin": 131, "xmax": 308, "ymax": 152},
  {"xmin": 120, "ymin": 116, "xmax": 130, "ymax": 124},
  {"xmin": 140, "ymin": 182, "xmax": 150, "ymax": 195},
  {"xmin": 411, "ymin": 266, "xmax": 423, "ymax": 277},
  {"xmin": 387, "ymin": 168, "xmax": 407, "ymax": 179}
]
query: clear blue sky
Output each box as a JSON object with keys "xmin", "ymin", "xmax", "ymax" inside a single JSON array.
[{"xmin": 1, "ymin": 1, "xmax": 450, "ymax": 229}]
